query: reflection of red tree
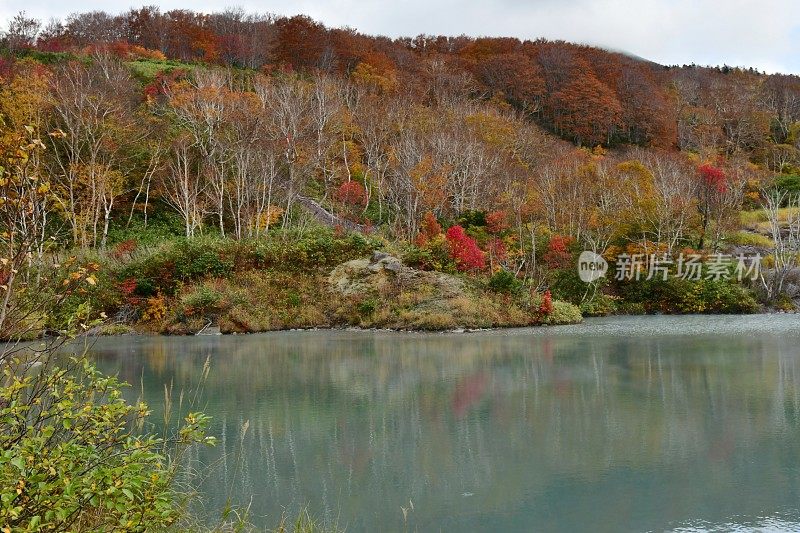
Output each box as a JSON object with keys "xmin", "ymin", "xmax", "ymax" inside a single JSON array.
[
  {"xmin": 540, "ymin": 337, "xmax": 554, "ymax": 363},
  {"xmin": 451, "ymin": 372, "xmax": 488, "ymax": 418}
]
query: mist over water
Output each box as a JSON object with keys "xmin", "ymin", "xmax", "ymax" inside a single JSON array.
[{"xmin": 90, "ymin": 316, "xmax": 800, "ymax": 532}]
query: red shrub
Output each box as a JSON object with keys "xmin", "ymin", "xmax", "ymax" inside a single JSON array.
[
  {"xmin": 335, "ymin": 180, "xmax": 368, "ymax": 207},
  {"xmin": 446, "ymin": 225, "xmax": 486, "ymax": 272},
  {"xmin": 36, "ymin": 36, "xmax": 68, "ymax": 52},
  {"xmin": 415, "ymin": 211, "xmax": 442, "ymax": 246},
  {"xmin": 112, "ymin": 239, "xmax": 138, "ymax": 259},
  {"xmin": 543, "ymin": 235, "xmax": 573, "ymax": 269},
  {"xmin": 119, "ymin": 277, "xmax": 140, "ymax": 305},
  {"xmin": 486, "ymin": 210, "xmax": 508, "ymax": 234},
  {"xmin": 539, "ymin": 290, "xmax": 553, "ymax": 315},
  {"xmin": 0, "ymin": 58, "xmax": 15, "ymax": 79},
  {"xmin": 144, "ymin": 69, "xmax": 187, "ymax": 99}
]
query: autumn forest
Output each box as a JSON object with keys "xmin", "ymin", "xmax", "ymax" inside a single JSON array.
[{"xmin": 1, "ymin": 7, "xmax": 800, "ymax": 337}]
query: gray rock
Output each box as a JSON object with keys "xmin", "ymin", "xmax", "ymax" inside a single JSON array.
[
  {"xmin": 384, "ymin": 260, "xmax": 402, "ymax": 273},
  {"xmin": 371, "ymin": 251, "xmax": 389, "ymax": 263}
]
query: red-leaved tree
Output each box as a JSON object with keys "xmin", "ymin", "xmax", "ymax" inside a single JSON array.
[
  {"xmin": 335, "ymin": 180, "xmax": 368, "ymax": 207},
  {"xmin": 543, "ymin": 235, "xmax": 573, "ymax": 270},
  {"xmin": 486, "ymin": 210, "xmax": 508, "ymax": 234},
  {"xmin": 696, "ymin": 163, "xmax": 732, "ymax": 249},
  {"xmin": 698, "ymin": 163, "xmax": 728, "ymax": 194},
  {"xmin": 415, "ymin": 211, "xmax": 442, "ymax": 246}
]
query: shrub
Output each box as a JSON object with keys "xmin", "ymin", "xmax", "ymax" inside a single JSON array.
[
  {"xmin": 141, "ymin": 294, "xmax": 167, "ymax": 323},
  {"xmin": 181, "ymin": 285, "xmax": 223, "ymax": 316},
  {"xmin": 618, "ymin": 276, "xmax": 759, "ymax": 314},
  {"xmin": 456, "ymin": 210, "xmax": 487, "ymax": 229},
  {"xmin": 774, "ymin": 174, "xmax": 800, "ymax": 198},
  {"xmin": 105, "ymin": 208, "xmax": 186, "ymax": 248},
  {"xmin": 335, "ymin": 180, "xmax": 368, "ymax": 207},
  {"xmin": 0, "ymin": 357, "xmax": 215, "ymax": 531},
  {"xmin": 414, "ymin": 211, "xmax": 442, "ymax": 246},
  {"xmin": 173, "ymin": 240, "xmax": 235, "ymax": 280},
  {"xmin": 286, "ymin": 291, "xmax": 302, "ymax": 307},
  {"xmin": 111, "ymin": 238, "xmax": 138, "ymax": 259},
  {"xmin": 403, "ymin": 235, "xmax": 454, "ymax": 272},
  {"xmin": 116, "ymin": 229, "xmax": 382, "ymax": 299},
  {"xmin": 543, "ymin": 235, "xmax": 574, "ymax": 270},
  {"xmin": 698, "ymin": 163, "xmax": 728, "ymax": 193},
  {"xmin": 542, "ymin": 300, "xmax": 583, "ymax": 325},
  {"xmin": 485, "ymin": 210, "xmax": 509, "ymax": 234},
  {"xmin": 357, "ymin": 298, "xmax": 377, "ymax": 316},
  {"xmin": 725, "ymin": 231, "xmax": 773, "ymax": 248},
  {"xmin": 579, "ymin": 293, "xmax": 618, "ymax": 316},
  {"xmin": 616, "ymin": 301, "xmax": 647, "ymax": 315},
  {"xmin": 775, "ymin": 294, "xmax": 797, "ymax": 312},
  {"xmin": 488, "ymin": 270, "xmax": 522, "ymax": 294},
  {"xmin": 445, "ymin": 225, "xmax": 486, "ymax": 272}
]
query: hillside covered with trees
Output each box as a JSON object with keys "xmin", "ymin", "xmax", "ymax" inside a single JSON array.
[{"xmin": 1, "ymin": 8, "xmax": 800, "ymax": 335}]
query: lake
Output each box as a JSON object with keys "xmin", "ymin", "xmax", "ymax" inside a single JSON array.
[{"xmin": 89, "ymin": 315, "xmax": 800, "ymax": 532}]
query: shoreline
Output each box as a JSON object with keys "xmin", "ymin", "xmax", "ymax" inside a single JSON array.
[{"xmin": 88, "ymin": 308, "xmax": 793, "ymax": 338}]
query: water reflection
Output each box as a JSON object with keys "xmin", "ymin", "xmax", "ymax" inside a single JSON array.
[{"xmin": 89, "ymin": 316, "xmax": 800, "ymax": 532}]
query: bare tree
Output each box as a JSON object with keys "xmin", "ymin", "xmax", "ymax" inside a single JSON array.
[
  {"xmin": 167, "ymin": 69, "xmax": 230, "ymax": 235},
  {"xmin": 3, "ymin": 11, "xmax": 40, "ymax": 52},
  {"xmin": 761, "ymin": 189, "xmax": 800, "ymax": 302},
  {"xmin": 162, "ymin": 139, "xmax": 207, "ymax": 238},
  {"xmin": 48, "ymin": 56, "xmax": 142, "ymax": 248},
  {"xmin": 254, "ymin": 74, "xmax": 314, "ymax": 229}
]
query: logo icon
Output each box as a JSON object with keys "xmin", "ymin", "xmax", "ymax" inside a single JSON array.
[{"xmin": 577, "ymin": 251, "xmax": 608, "ymax": 282}]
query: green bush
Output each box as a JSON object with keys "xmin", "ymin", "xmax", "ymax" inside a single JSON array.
[
  {"xmin": 357, "ymin": 298, "xmax": 377, "ymax": 316},
  {"xmin": 725, "ymin": 231, "xmax": 773, "ymax": 248},
  {"xmin": 105, "ymin": 209, "xmax": 186, "ymax": 248},
  {"xmin": 0, "ymin": 357, "xmax": 215, "ymax": 531},
  {"xmin": 117, "ymin": 229, "xmax": 376, "ymax": 294},
  {"xmin": 543, "ymin": 301, "xmax": 583, "ymax": 325},
  {"xmin": 181, "ymin": 285, "xmax": 223, "ymax": 315},
  {"xmin": 286, "ymin": 291, "xmax": 302, "ymax": 307},
  {"xmin": 579, "ymin": 292, "xmax": 618, "ymax": 316},
  {"xmin": 775, "ymin": 294, "xmax": 797, "ymax": 311},
  {"xmin": 401, "ymin": 238, "xmax": 455, "ymax": 273},
  {"xmin": 774, "ymin": 174, "xmax": 800, "ymax": 197},
  {"xmin": 249, "ymin": 229, "xmax": 381, "ymax": 271},
  {"xmin": 488, "ymin": 270, "xmax": 522, "ymax": 294},
  {"xmin": 616, "ymin": 301, "xmax": 647, "ymax": 315},
  {"xmin": 549, "ymin": 267, "xmax": 594, "ymax": 304},
  {"xmin": 456, "ymin": 210, "xmax": 487, "ymax": 229},
  {"xmin": 618, "ymin": 276, "xmax": 759, "ymax": 314}
]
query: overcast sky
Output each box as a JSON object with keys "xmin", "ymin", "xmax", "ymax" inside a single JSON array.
[{"xmin": 3, "ymin": 0, "xmax": 799, "ymax": 74}]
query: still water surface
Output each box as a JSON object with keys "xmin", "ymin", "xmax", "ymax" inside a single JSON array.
[{"xmin": 89, "ymin": 315, "xmax": 800, "ymax": 532}]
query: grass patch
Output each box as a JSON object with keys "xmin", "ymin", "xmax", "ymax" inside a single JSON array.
[
  {"xmin": 741, "ymin": 207, "xmax": 800, "ymax": 228},
  {"xmin": 725, "ymin": 231, "xmax": 774, "ymax": 248},
  {"xmin": 125, "ymin": 58, "xmax": 198, "ymax": 82}
]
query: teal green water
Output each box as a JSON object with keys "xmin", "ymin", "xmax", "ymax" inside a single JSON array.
[{"xmin": 90, "ymin": 315, "xmax": 800, "ymax": 532}]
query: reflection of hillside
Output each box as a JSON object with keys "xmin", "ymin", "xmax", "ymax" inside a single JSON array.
[{"xmin": 90, "ymin": 320, "xmax": 800, "ymax": 532}]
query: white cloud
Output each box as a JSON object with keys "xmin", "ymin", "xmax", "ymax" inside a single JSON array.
[{"xmin": 2, "ymin": 0, "xmax": 798, "ymax": 74}]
